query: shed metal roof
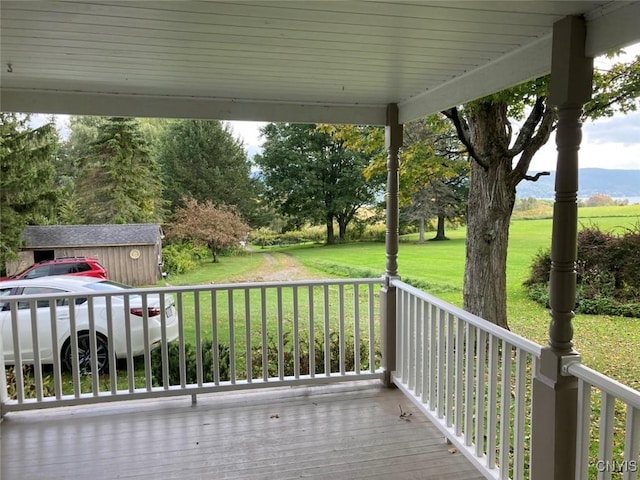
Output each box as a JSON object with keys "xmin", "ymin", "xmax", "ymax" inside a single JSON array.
[{"xmin": 21, "ymin": 224, "xmax": 163, "ymax": 248}]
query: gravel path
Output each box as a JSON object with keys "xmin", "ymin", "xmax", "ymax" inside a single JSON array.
[{"xmin": 228, "ymin": 252, "xmax": 321, "ymax": 282}]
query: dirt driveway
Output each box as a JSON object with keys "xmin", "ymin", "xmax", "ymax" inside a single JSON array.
[{"xmin": 227, "ymin": 252, "xmax": 322, "ymax": 283}]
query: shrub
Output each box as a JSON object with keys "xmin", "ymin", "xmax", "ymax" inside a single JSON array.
[
  {"xmin": 150, "ymin": 340, "xmax": 230, "ymax": 386},
  {"xmin": 162, "ymin": 242, "xmax": 200, "ymax": 275},
  {"xmin": 524, "ymin": 225, "xmax": 640, "ymax": 317}
]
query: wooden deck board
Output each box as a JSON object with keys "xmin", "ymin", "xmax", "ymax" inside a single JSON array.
[{"xmin": 1, "ymin": 382, "xmax": 485, "ymax": 479}]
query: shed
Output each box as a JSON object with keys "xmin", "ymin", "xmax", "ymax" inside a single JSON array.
[{"xmin": 8, "ymin": 224, "xmax": 164, "ymax": 286}]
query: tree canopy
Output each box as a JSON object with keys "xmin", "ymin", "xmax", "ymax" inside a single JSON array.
[
  {"xmin": 255, "ymin": 123, "xmax": 380, "ymax": 244},
  {"xmin": 166, "ymin": 197, "xmax": 250, "ymax": 263}
]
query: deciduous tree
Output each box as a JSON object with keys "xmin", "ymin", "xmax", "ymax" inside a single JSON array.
[
  {"xmin": 166, "ymin": 197, "xmax": 250, "ymax": 263},
  {"xmin": 255, "ymin": 123, "xmax": 379, "ymax": 244},
  {"xmin": 444, "ymin": 52, "xmax": 639, "ymax": 329}
]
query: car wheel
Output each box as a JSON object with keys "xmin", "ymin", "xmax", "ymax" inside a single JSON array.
[{"xmin": 62, "ymin": 332, "xmax": 109, "ymax": 374}]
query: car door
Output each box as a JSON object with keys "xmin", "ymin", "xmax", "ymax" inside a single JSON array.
[{"xmin": 0, "ymin": 286, "xmax": 71, "ymax": 364}]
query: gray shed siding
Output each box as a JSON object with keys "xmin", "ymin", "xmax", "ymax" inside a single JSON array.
[{"xmin": 7, "ymin": 224, "xmax": 163, "ymax": 286}]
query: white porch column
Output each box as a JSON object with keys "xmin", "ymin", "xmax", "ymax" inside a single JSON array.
[
  {"xmin": 530, "ymin": 16, "xmax": 593, "ymax": 480},
  {"xmin": 380, "ymin": 103, "xmax": 402, "ymax": 387}
]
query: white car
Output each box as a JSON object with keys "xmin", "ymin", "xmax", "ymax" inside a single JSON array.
[{"xmin": 0, "ymin": 276, "xmax": 179, "ymax": 373}]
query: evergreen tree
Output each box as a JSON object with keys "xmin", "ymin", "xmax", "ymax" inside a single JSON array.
[
  {"xmin": 76, "ymin": 117, "xmax": 165, "ymax": 224},
  {"xmin": 0, "ymin": 113, "xmax": 58, "ymax": 268},
  {"xmin": 156, "ymin": 120, "xmax": 258, "ymax": 223}
]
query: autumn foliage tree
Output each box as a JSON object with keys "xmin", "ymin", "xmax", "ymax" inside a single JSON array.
[{"xmin": 167, "ymin": 197, "xmax": 250, "ymax": 263}]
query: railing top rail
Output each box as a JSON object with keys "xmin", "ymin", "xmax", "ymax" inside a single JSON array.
[
  {"xmin": 568, "ymin": 362, "xmax": 640, "ymax": 408},
  {"xmin": 1, "ymin": 277, "xmax": 383, "ymax": 303},
  {"xmin": 391, "ymin": 279, "xmax": 543, "ymax": 357}
]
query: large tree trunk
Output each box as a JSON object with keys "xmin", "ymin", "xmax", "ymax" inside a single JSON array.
[
  {"xmin": 326, "ymin": 215, "xmax": 335, "ymax": 244},
  {"xmin": 464, "ymin": 161, "xmax": 515, "ymax": 329},
  {"xmin": 445, "ymin": 94, "xmax": 554, "ymax": 330},
  {"xmin": 432, "ymin": 214, "xmax": 447, "ymax": 241},
  {"xmin": 418, "ymin": 218, "xmax": 425, "ymax": 244},
  {"xmin": 338, "ymin": 218, "xmax": 348, "ymax": 241},
  {"xmin": 463, "ymin": 102, "xmax": 516, "ymax": 330}
]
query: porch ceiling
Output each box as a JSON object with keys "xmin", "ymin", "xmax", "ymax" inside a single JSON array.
[{"xmin": 1, "ymin": 1, "xmax": 639, "ymax": 125}]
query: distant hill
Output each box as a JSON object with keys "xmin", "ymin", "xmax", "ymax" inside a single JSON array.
[{"xmin": 516, "ymin": 168, "xmax": 640, "ymax": 199}]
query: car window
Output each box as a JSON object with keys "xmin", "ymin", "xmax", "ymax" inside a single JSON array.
[
  {"xmin": 23, "ymin": 265, "xmax": 50, "ymax": 279},
  {"xmin": 52, "ymin": 264, "xmax": 75, "ymax": 275},
  {"xmin": 19, "ymin": 287, "xmax": 69, "ymax": 309},
  {"xmin": 76, "ymin": 263, "xmax": 92, "ymax": 273},
  {"xmin": 0, "ymin": 286, "xmax": 14, "ymax": 311}
]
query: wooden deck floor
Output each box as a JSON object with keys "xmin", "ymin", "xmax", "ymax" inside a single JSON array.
[{"xmin": 1, "ymin": 381, "xmax": 484, "ymax": 480}]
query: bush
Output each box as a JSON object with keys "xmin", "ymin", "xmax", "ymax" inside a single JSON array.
[
  {"xmin": 150, "ymin": 331, "xmax": 381, "ymax": 385},
  {"xmin": 162, "ymin": 242, "xmax": 209, "ymax": 275},
  {"xmin": 524, "ymin": 225, "xmax": 640, "ymax": 317},
  {"xmin": 150, "ymin": 340, "xmax": 230, "ymax": 386}
]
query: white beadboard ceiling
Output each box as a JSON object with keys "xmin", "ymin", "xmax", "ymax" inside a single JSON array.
[{"xmin": 1, "ymin": 1, "xmax": 639, "ymax": 125}]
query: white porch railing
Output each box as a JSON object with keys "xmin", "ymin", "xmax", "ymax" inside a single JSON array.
[
  {"xmin": 567, "ymin": 362, "xmax": 640, "ymax": 480},
  {"xmin": 391, "ymin": 279, "xmax": 640, "ymax": 480},
  {"xmin": 1, "ymin": 278, "xmax": 381, "ymax": 414}
]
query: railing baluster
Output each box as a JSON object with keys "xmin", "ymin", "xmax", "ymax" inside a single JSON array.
[
  {"xmin": 455, "ymin": 315, "xmax": 464, "ymax": 436},
  {"xmin": 475, "ymin": 329, "xmax": 487, "ymax": 457},
  {"xmin": 140, "ymin": 293, "xmax": 152, "ymax": 392},
  {"xmin": 429, "ymin": 304, "xmax": 437, "ymax": 412},
  {"xmin": 158, "ymin": 294, "xmax": 168, "ymax": 390},
  {"xmin": 194, "ymin": 291, "xmax": 203, "ymax": 387},
  {"xmin": 421, "ymin": 299, "xmax": 429, "ymax": 405},
  {"xmin": 277, "ymin": 287, "xmax": 284, "ymax": 380},
  {"xmin": 486, "ymin": 334, "xmax": 499, "ymax": 469},
  {"xmin": 260, "ymin": 287, "xmax": 268, "ymax": 382},
  {"xmin": 599, "ymin": 391, "xmax": 616, "ymax": 480},
  {"xmin": 245, "ymin": 289, "xmax": 252, "ymax": 382},
  {"xmin": 323, "ymin": 284, "xmax": 330, "ymax": 376},
  {"xmin": 228, "ymin": 289, "xmax": 236, "ymax": 384},
  {"xmin": 88, "ymin": 296, "xmax": 99, "ymax": 395},
  {"xmin": 211, "ymin": 290, "xmax": 220, "ymax": 386},
  {"xmin": 176, "ymin": 292, "xmax": 186, "ymax": 389},
  {"xmin": 397, "ymin": 288, "xmax": 405, "ymax": 382},
  {"xmin": 353, "ymin": 283, "xmax": 360, "ymax": 375},
  {"xmin": 69, "ymin": 297, "xmax": 81, "ymax": 397},
  {"xmin": 575, "ymin": 378, "xmax": 592, "ymax": 480},
  {"xmin": 438, "ymin": 308, "xmax": 446, "ymax": 419},
  {"xmin": 415, "ymin": 296, "xmax": 423, "ymax": 399},
  {"xmin": 623, "ymin": 406, "xmax": 640, "ymax": 480},
  {"xmin": 513, "ymin": 349, "xmax": 526, "ymax": 479},
  {"xmin": 464, "ymin": 324, "xmax": 475, "ymax": 447},
  {"xmin": 499, "ymin": 342, "xmax": 512, "ymax": 480},
  {"xmin": 49, "ymin": 301, "xmax": 62, "ymax": 400},
  {"xmin": 29, "ymin": 301, "xmax": 43, "ymax": 402},
  {"xmin": 308, "ymin": 286, "xmax": 315, "ymax": 378},
  {"xmin": 106, "ymin": 296, "xmax": 118, "ymax": 394},
  {"xmin": 368, "ymin": 282, "xmax": 375, "ymax": 374},
  {"xmin": 408, "ymin": 290, "xmax": 415, "ymax": 391},
  {"xmin": 338, "ymin": 284, "xmax": 345, "ymax": 376},
  {"xmin": 446, "ymin": 312, "xmax": 455, "ymax": 428},
  {"xmin": 293, "ymin": 286, "xmax": 300, "ymax": 379}
]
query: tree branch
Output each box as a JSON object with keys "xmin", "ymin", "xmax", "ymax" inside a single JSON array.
[
  {"xmin": 442, "ymin": 107, "xmax": 490, "ymax": 171},
  {"xmin": 510, "ymin": 99, "xmax": 556, "ymax": 188},
  {"xmin": 508, "ymin": 96, "xmax": 545, "ymax": 157},
  {"xmin": 522, "ymin": 171, "xmax": 551, "ymax": 182}
]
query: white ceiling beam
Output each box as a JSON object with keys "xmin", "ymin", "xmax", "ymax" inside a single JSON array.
[
  {"xmin": 398, "ymin": 34, "xmax": 552, "ymax": 124},
  {"xmin": 0, "ymin": 89, "xmax": 388, "ymax": 125},
  {"xmin": 585, "ymin": 1, "xmax": 640, "ymax": 56}
]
